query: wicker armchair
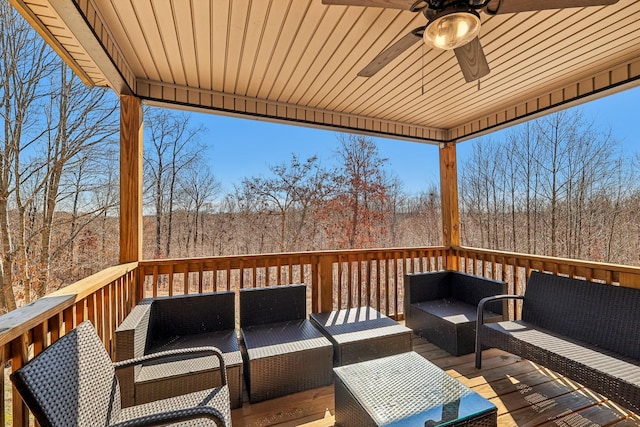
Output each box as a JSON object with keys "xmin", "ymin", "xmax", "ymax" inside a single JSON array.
[
  {"xmin": 404, "ymin": 271, "xmax": 507, "ymax": 356},
  {"xmin": 115, "ymin": 292, "xmax": 243, "ymax": 408},
  {"xmin": 10, "ymin": 321, "xmax": 231, "ymax": 427},
  {"xmin": 239, "ymin": 284, "xmax": 333, "ymax": 403}
]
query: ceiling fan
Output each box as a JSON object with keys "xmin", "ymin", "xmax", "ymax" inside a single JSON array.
[{"xmin": 322, "ymin": 0, "xmax": 619, "ymax": 82}]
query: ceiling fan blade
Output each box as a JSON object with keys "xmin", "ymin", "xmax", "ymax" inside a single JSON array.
[
  {"xmin": 490, "ymin": 0, "xmax": 618, "ymax": 14},
  {"xmin": 454, "ymin": 37, "xmax": 490, "ymax": 83},
  {"xmin": 358, "ymin": 29, "xmax": 423, "ymax": 77},
  {"xmin": 322, "ymin": 0, "xmax": 417, "ymax": 10}
]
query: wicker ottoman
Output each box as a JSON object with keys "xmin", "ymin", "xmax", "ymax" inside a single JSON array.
[
  {"xmin": 309, "ymin": 306, "xmax": 412, "ymax": 366},
  {"xmin": 333, "ymin": 352, "xmax": 497, "ymax": 427}
]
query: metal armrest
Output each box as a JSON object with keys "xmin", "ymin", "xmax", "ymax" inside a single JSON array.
[
  {"xmin": 477, "ymin": 294, "xmax": 523, "ymax": 326},
  {"xmin": 110, "ymin": 406, "xmax": 227, "ymax": 427},
  {"xmin": 475, "ymin": 294, "xmax": 524, "ymax": 369},
  {"xmin": 114, "ymin": 346, "xmax": 227, "ymax": 387}
]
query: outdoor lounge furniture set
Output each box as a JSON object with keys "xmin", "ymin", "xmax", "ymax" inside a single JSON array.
[
  {"xmin": 309, "ymin": 305, "xmax": 412, "ymax": 366},
  {"xmin": 237, "ymin": 284, "xmax": 416, "ymax": 403},
  {"xmin": 318, "ymin": 273, "xmax": 501, "ymax": 426},
  {"xmin": 114, "ymin": 291, "xmax": 244, "ymax": 409},
  {"xmin": 10, "ymin": 282, "xmax": 421, "ymax": 427},
  {"xmin": 303, "ymin": 288, "xmax": 497, "ymax": 426},
  {"xmin": 238, "ymin": 284, "xmax": 334, "ymax": 403},
  {"xmin": 475, "ymin": 270, "xmax": 640, "ymax": 414},
  {"xmin": 13, "ymin": 269, "xmax": 636, "ymax": 425},
  {"xmin": 402, "ymin": 269, "xmax": 640, "ymax": 421}
]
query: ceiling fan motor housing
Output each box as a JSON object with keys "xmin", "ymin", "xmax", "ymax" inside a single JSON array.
[{"xmin": 423, "ymin": 5, "xmax": 482, "ymax": 50}]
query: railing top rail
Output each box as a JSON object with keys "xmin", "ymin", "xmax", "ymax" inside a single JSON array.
[
  {"xmin": 0, "ymin": 262, "xmax": 138, "ymax": 347},
  {"xmin": 137, "ymin": 247, "xmax": 448, "ymax": 267},
  {"xmin": 455, "ymin": 246, "xmax": 640, "ymax": 275}
]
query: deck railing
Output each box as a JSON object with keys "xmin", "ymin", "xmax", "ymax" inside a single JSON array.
[
  {"xmin": 137, "ymin": 247, "xmax": 448, "ymax": 317},
  {"xmin": 454, "ymin": 246, "xmax": 640, "ymax": 318},
  {"xmin": 0, "ymin": 263, "xmax": 138, "ymax": 426},
  {"xmin": 2, "ymin": 246, "xmax": 640, "ymax": 425}
]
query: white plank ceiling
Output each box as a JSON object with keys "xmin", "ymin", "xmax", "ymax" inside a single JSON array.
[{"xmin": 12, "ymin": 0, "xmax": 640, "ymax": 143}]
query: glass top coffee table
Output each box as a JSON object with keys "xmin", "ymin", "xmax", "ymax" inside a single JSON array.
[{"xmin": 333, "ymin": 351, "xmax": 496, "ymax": 426}]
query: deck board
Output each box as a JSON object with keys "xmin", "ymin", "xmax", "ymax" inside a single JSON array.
[{"xmin": 231, "ymin": 334, "xmax": 640, "ymax": 427}]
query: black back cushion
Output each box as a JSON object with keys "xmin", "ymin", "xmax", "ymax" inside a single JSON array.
[
  {"xmin": 149, "ymin": 291, "xmax": 235, "ymax": 348},
  {"xmin": 404, "ymin": 271, "xmax": 452, "ymax": 305},
  {"xmin": 404, "ymin": 271, "xmax": 505, "ymax": 315},
  {"xmin": 450, "ymin": 272, "xmax": 506, "ymax": 315},
  {"xmin": 239, "ymin": 284, "xmax": 307, "ymax": 327},
  {"xmin": 522, "ymin": 271, "xmax": 640, "ymax": 359}
]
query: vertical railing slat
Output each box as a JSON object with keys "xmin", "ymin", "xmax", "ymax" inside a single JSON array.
[
  {"xmin": 394, "ymin": 253, "xmax": 401, "ymax": 318},
  {"xmin": 347, "ymin": 255, "xmax": 353, "ymax": 308},
  {"xmin": 337, "ymin": 255, "xmax": 343, "ymax": 310},
  {"xmin": 376, "ymin": 256, "xmax": 381, "ymax": 313}
]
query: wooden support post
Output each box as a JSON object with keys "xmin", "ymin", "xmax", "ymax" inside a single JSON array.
[
  {"xmin": 440, "ymin": 142, "xmax": 460, "ymax": 270},
  {"xmin": 319, "ymin": 255, "xmax": 334, "ymax": 313},
  {"xmin": 119, "ymin": 95, "xmax": 143, "ymax": 265},
  {"xmin": 120, "ymin": 96, "xmax": 143, "ymax": 304}
]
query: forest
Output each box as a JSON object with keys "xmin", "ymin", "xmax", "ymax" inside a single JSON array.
[{"xmin": 0, "ymin": 1, "xmax": 639, "ymax": 314}]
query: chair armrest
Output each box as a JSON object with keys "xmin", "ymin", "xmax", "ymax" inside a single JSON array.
[
  {"xmin": 475, "ymin": 294, "xmax": 524, "ymax": 369},
  {"xmin": 109, "ymin": 406, "xmax": 227, "ymax": 427},
  {"xmin": 115, "ymin": 301, "xmax": 152, "ymax": 361},
  {"xmin": 114, "ymin": 346, "xmax": 227, "ymax": 387},
  {"xmin": 477, "ymin": 295, "xmax": 523, "ymax": 326}
]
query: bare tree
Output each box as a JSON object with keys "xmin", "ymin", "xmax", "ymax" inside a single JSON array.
[
  {"xmin": 460, "ymin": 139, "xmax": 498, "ymax": 248},
  {"xmin": 510, "ymin": 122, "xmax": 542, "ymax": 254},
  {"xmin": 238, "ymin": 154, "xmax": 334, "ymax": 252},
  {"xmin": 460, "ymin": 110, "xmax": 630, "ymax": 262},
  {"xmin": 0, "ymin": 1, "xmax": 57, "ymax": 310},
  {"xmin": 33, "ymin": 63, "xmax": 118, "ymax": 295},
  {"xmin": 53, "ymin": 141, "xmax": 119, "ymax": 283},
  {"xmin": 178, "ymin": 163, "xmax": 220, "ymax": 255},
  {"xmin": 382, "ymin": 175, "xmax": 406, "ymax": 246},
  {"xmin": 143, "ymin": 108, "xmax": 206, "ymax": 258},
  {"xmin": 226, "ymin": 187, "xmax": 273, "ymax": 255},
  {"xmin": 412, "ymin": 185, "xmax": 442, "ymax": 246}
]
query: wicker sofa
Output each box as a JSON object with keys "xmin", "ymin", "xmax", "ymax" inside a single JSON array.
[
  {"xmin": 404, "ymin": 270, "xmax": 507, "ymax": 356},
  {"xmin": 115, "ymin": 291, "xmax": 243, "ymax": 409},
  {"xmin": 476, "ymin": 271, "xmax": 640, "ymax": 414},
  {"xmin": 239, "ymin": 284, "xmax": 333, "ymax": 403}
]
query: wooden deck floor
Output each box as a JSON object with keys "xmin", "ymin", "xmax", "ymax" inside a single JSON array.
[{"xmin": 231, "ymin": 334, "xmax": 640, "ymax": 427}]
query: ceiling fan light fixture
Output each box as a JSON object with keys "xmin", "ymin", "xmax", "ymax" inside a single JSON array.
[{"xmin": 424, "ymin": 9, "xmax": 481, "ymax": 50}]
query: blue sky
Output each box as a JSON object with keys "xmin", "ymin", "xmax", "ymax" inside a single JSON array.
[{"xmin": 191, "ymin": 86, "xmax": 639, "ymax": 195}]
